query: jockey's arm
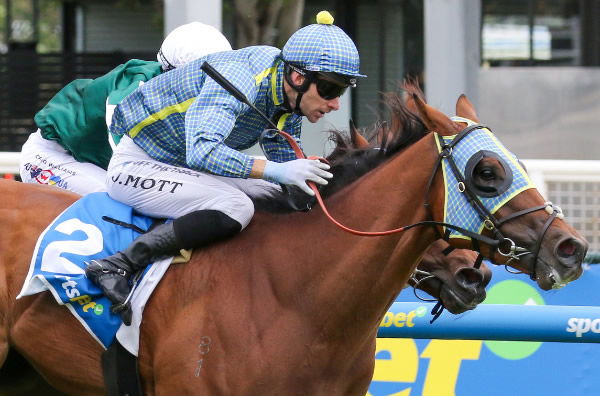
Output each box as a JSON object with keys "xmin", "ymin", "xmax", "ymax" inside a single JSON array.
[{"xmin": 184, "ymin": 75, "xmax": 256, "ymax": 178}]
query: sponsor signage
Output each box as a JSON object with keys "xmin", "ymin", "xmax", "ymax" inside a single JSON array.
[{"xmin": 369, "ymin": 264, "xmax": 600, "ymax": 396}]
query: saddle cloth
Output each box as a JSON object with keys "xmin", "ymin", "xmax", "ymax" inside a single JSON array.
[{"xmin": 17, "ymin": 192, "xmax": 174, "ymax": 356}]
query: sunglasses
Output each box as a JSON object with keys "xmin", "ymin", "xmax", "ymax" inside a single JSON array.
[
  {"xmin": 313, "ymin": 77, "xmax": 348, "ymax": 100},
  {"xmin": 286, "ymin": 64, "xmax": 350, "ymax": 100}
]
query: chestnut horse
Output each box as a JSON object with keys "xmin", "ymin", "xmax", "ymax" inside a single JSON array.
[
  {"xmin": 0, "ymin": 239, "xmax": 488, "ymax": 396},
  {"xmin": 0, "ymin": 86, "xmax": 587, "ymax": 395}
]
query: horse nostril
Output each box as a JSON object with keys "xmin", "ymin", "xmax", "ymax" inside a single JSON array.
[
  {"xmin": 557, "ymin": 238, "xmax": 586, "ymax": 260},
  {"xmin": 456, "ymin": 268, "xmax": 484, "ymax": 288}
]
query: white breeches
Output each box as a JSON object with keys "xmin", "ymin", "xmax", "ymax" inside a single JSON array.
[
  {"xmin": 106, "ymin": 136, "xmax": 280, "ymax": 228},
  {"xmin": 19, "ymin": 130, "xmax": 107, "ymax": 195}
]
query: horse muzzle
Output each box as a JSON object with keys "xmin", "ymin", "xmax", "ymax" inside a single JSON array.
[{"xmin": 533, "ymin": 235, "xmax": 588, "ymax": 290}]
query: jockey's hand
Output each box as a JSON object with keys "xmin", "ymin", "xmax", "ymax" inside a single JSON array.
[{"xmin": 263, "ymin": 159, "xmax": 332, "ymax": 196}]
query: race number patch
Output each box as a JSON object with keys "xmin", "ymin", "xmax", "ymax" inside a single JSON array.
[{"xmin": 17, "ymin": 192, "xmax": 155, "ymax": 348}]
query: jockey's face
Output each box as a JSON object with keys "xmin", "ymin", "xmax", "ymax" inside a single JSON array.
[
  {"xmin": 298, "ymin": 77, "xmax": 341, "ymax": 123},
  {"xmin": 284, "ymin": 70, "xmax": 342, "ymax": 123}
]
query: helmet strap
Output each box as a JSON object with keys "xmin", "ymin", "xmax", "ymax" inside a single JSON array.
[
  {"xmin": 157, "ymin": 47, "xmax": 175, "ymax": 71},
  {"xmin": 293, "ymin": 92, "xmax": 305, "ymax": 116},
  {"xmin": 284, "ymin": 63, "xmax": 312, "ymax": 116}
]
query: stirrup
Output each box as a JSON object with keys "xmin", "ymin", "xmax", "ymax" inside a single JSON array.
[
  {"xmin": 85, "ymin": 259, "xmax": 130, "ymax": 281},
  {"xmin": 85, "ymin": 259, "xmax": 133, "ymax": 323},
  {"xmin": 111, "ymin": 301, "xmax": 133, "ymax": 326},
  {"xmin": 110, "ymin": 270, "xmax": 143, "ymax": 326}
]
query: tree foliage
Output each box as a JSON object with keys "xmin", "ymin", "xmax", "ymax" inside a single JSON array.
[{"xmin": 233, "ymin": 0, "xmax": 304, "ymax": 48}]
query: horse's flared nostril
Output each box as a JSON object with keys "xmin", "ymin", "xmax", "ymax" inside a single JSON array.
[
  {"xmin": 557, "ymin": 238, "xmax": 587, "ymax": 263},
  {"xmin": 456, "ymin": 268, "xmax": 484, "ymax": 289}
]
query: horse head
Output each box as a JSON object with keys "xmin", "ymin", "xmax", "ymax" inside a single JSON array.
[{"xmin": 410, "ymin": 239, "xmax": 491, "ymax": 314}]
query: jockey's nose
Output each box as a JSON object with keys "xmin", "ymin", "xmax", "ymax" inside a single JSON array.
[{"xmin": 328, "ymin": 97, "xmax": 340, "ymax": 111}]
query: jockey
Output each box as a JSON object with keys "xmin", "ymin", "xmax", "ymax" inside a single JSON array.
[
  {"xmin": 18, "ymin": 22, "xmax": 232, "ymax": 195},
  {"xmin": 85, "ymin": 11, "xmax": 366, "ymax": 324}
]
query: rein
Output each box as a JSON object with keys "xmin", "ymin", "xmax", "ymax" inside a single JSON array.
[
  {"xmin": 199, "ymin": 62, "xmax": 499, "ymax": 247},
  {"xmin": 199, "ymin": 62, "xmax": 561, "ymax": 283}
]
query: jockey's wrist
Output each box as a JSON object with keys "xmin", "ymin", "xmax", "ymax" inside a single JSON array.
[
  {"xmin": 262, "ymin": 160, "xmax": 286, "ymax": 183},
  {"xmin": 250, "ymin": 158, "xmax": 267, "ymax": 179}
]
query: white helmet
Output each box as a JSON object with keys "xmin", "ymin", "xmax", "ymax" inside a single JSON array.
[{"xmin": 157, "ymin": 22, "xmax": 232, "ymax": 71}]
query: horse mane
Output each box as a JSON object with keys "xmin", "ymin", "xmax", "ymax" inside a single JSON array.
[{"xmin": 253, "ymin": 83, "xmax": 428, "ymax": 213}]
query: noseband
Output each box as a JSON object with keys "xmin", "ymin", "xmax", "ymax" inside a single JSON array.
[{"xmin": 424, "ymin": 123, "xmax": 564, "ymax": 281}]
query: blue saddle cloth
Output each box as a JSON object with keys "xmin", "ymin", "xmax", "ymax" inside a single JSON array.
[{"xmin": 18, "ymin": 192, "xmax": 155, "ymax": 348}]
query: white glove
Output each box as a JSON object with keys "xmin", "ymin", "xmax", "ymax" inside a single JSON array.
[{"xmin": 263, "ymin": 159, "xmax": 332, "ymax": 196}]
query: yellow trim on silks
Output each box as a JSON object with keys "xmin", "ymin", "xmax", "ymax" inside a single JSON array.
[
  {"xmin": 255, "ymin": 65, "xmax": 281, "ymax": 106},
  {"xmin": 129, "ymin": 97, "xmax": 196, "ymax": 138},
  {"xmin": 271, "ymin": 66, "xmax": 281, "ymax": 106},
  {"xmin": 254, "ymin": 66, "xmax": 275, "ymax": 86},
  {"xmin": 277, "ymin": 113, "xmax": 290, "ymax": 130}
]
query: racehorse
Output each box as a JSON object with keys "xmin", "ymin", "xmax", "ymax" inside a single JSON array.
[
  {"xmin": 0, "ymin": 238, "xmax": 488, "ymax": 396},
  {"xmin": 0, "ymin": 82, "xmax": 587, "ymax": 395},
  {"xmin": 0, "ymin": 193, "xmax": 488, "ymax": 396}
]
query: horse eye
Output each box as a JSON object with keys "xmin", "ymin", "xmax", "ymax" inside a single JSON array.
[
  {"xmin": 464, "ymin": 150, "xmax": 514, "ymax": 198},
  {"xmin": 479, "ymin": 168, "xmax": 495, "ymax": 181}
]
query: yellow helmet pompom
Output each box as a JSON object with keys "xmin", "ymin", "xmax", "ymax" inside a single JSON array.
[{"xmin": 316, "ymin": 11, "xmax": 334, "ymax": 25}]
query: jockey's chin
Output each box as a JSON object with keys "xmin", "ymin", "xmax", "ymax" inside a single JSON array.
[{"xmin": 305, "ymin": 110, "xmax": 326, "ymax": 123}]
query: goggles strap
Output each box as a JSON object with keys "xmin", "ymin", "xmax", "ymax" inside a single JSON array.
[{"xmin": 157, "ymin": 47, "xmax": 175, "ymax": 71}]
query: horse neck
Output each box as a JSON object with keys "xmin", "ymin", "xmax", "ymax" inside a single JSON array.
[{"xmin": 261, "ymin": 133, "xmax": 440, "ymax": 341}]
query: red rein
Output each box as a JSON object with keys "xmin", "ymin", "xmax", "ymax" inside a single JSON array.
[{"xmin": 277, "ymin": 130, "xmax": 408, "ymax": 236}]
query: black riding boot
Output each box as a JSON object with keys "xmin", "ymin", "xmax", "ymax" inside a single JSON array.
[
  {"xmin": 85, "ymin": 210, "xmax": 242, "ymax": 325},
  {"xmin": 85, "ymin": 222, "xmax": 180, "ymax": 324}
]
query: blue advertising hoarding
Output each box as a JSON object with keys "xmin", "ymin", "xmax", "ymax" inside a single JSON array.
[{"xmin": 368, "ymin": 263, "xmax": 600, "ymax": 396}]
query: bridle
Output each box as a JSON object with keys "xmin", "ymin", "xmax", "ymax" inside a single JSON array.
[
  {"xmin": 406, "ymin": 268, "xmax": 449, "ymax": 323},
  {"xmin": 200, "ymin": 62, "xmax": 564, "ymax": 299}
]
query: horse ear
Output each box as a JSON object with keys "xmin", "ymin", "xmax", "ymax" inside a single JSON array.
[
  {"xmin": 403, "ymin": 78, "xmax": 425, "ymax": 113},
  {"xmin": 456, "ymin": 94, "xmax": 479, "ymax": 122},
  {"xmin": 411, "ymin": 93, "xmax": 462, "ymax": 135},
  {"xmin": 349, "ymin": 119, "xmax": 370, "ymax": 149}
]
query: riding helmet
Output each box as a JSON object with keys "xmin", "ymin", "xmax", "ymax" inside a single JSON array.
[{"xmin": 281, "ymin": 11, "xmax": 366, "ymax": 84}]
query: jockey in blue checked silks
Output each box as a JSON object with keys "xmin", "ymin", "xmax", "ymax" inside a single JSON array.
[
  {"xmin": 85, "ymin": 11, "xmax": 367, "ymax": 324},
  {"xmin": 19, "ymin": 22, "xmax": 231, "ymax": 195}
]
